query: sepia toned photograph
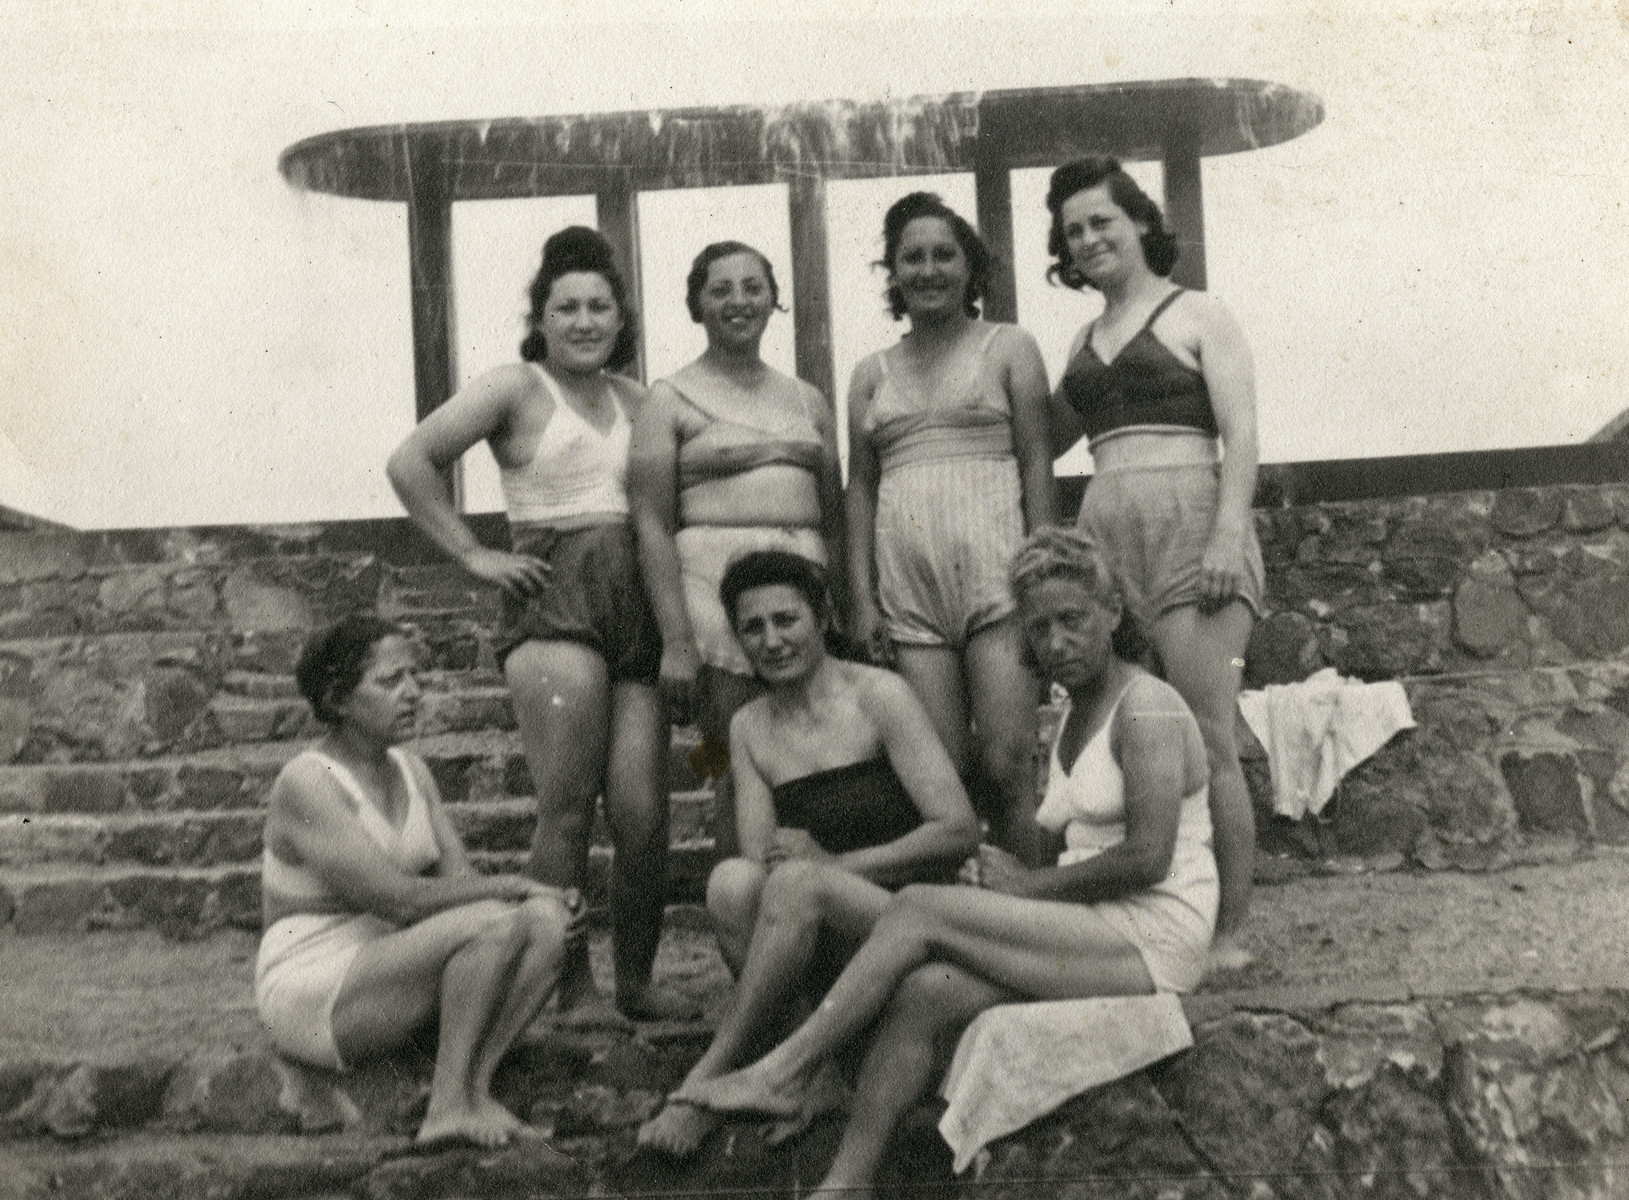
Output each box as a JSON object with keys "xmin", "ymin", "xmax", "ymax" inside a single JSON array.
[{"xmin": 1, "ymin": 2, "xmax": 1627, "ymax": 1195}]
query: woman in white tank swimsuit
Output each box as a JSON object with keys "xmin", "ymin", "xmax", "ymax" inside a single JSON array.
[
  {"xmin": 682, "ymin": 527, "xmax": 1216, "ymax": 1195},
  {"xmin": 256, "ymin": 615, "xmax": 578, "ymax": 1152},
  {"xmin": 388, "ymin": 227, "xmax": 693, "ymax": 1021}
]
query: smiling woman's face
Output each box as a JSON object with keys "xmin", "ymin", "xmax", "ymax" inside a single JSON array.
[
  {"xmin": 697, "ymin": 250, "xmax": 774, "ymax": 353},
  {"xmin": 539, "ymin": 270, "xmax": 624, "ymax": 373},
  {"xmin": 892, "ymin": 215, "xmax": 970, "ymax": 320},
  {"xmin": 1060, "ymin": 183, "xmax": 1149, "ymax": 289}
]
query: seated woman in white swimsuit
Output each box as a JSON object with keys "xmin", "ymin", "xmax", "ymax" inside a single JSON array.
[
  {"xmin": 256, "ymin": 615, "xmax": 579, "ymax": 1152},
  {"xmin": 682, "ymin": 528, "xmax": 1217, "ymax": 1196}
]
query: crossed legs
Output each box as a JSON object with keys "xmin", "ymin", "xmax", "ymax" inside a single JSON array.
[{"xmin": 330, "ymin": 896, "xmax": 573, "ymax": 1147}]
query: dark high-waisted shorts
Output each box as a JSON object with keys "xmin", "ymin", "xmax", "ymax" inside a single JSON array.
[{"xmin": 493, "ymin": 521, "xmax": 662, "ymax": 685}]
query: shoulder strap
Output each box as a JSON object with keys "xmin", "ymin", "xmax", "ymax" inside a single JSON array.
[
  {"xmin": 976, "ymin": 322, "xmax": 1005, "ymax": 356},
  {"xmin": 1141, "ymin": 288, "xmax": 1185, "ymax": 332}
]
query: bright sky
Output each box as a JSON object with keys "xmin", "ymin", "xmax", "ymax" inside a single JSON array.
[{"xmin": 1, "ymin": 0, "xmax": 1626, "ymax": 528}]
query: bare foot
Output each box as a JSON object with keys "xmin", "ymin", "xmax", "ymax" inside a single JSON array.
[
  {"xmin": 682, "ymin": 1061, "xmax": 807, "ymax": 1119},
  {"xmin": 618, "ymin": 982, "xmax": 704, "ymax": 1023},
  {"xmin": 416, "ymin": 1104, "xmax": 516, "ymax": 1150},
  {"xmin": 636, "ymin": 1095, "xmax": 721, "ymax": 1157},
  {"xmin": 473, "ymin": 1096, "xmax": 539, "ymax": 1142},
  {"xmin": 1206, "ymin": 935, "xmax": 1258, "ymax": 978},
  {"xmin": 765, "ymin": 1058, "xmax": 850, "ymax": 1146}
]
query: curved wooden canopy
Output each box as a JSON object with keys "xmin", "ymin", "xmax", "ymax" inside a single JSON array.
[{"xmin": 280, "ymin": 78, "xmax": 1324, "ymax": 201}]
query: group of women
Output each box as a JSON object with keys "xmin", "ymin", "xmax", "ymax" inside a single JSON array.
[{"xmin": 253, "ymin": 155, "xmax": 1266, "ymax": 1169}]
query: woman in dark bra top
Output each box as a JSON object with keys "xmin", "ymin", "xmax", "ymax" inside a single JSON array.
[
  {"xmin": 1042, "ymin": 157, "xmax": 1265, "ymax": 972},
  {"xmin": 630, "ymin": 241, "xmax": 845, "ymax": 855},
  {"xmin": 637, "ymin": 550, "xmax": 978, "ymax": 1159}
]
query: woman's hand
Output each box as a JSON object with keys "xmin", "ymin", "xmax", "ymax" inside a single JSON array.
[
  {"xmin": 851, "ymin": 600, "xmax": 895, "ymax": 668},
  {"xmin": 1198, "ymin": 525, "xmax": 1250, "ymax": 611},
  {"xmin": 961, "ymin": 843, "xmax": 1034, "ymax": 897},
  {"xmin": 766, "ymin": 827, "xmax": 832, "ymax": 867},
  {"xmin": 460, "ymin": 547, "xmax": 550, "ymax": 599},
  {"xmin": 658, "ymin": 640, "xmax": 702, "ymax": 725}
]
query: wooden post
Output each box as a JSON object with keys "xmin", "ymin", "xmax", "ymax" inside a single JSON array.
[
  {"xmin": 405, "ymin": 134, "xmax": 460, "ymax": 504},
  {"xmin": 596, "ymin": 183, "xmax": 646, "ymax": 383},
  {"xmin": 787, "ymin": 174, "xmax": 836, "ymax": 406},
  {"xmin": 974, "ymin": 161, "xmax": 1019, "ymax": 324},
  {"xmin": 1162, "ymin": 128, "xmax": 1207, "ymax": 291}
]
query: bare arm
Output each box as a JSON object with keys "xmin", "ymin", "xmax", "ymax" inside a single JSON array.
[
  {"xmin": 996, "ymin": 681, "xmax": 1191, "ymax": 904},
  {"xmin": 1001, "ymin": 326, "xmax": 1058, "ymax": 530},
  {"xmin": 805, "ymin": 381, "xmax": 851, "ymax": 633},
  {"xmin": 729, "ymin": 708, "xmax": 780, "ymax": 864},
  {"xmin": 385, "ymin": 364, "xmax": 549, "ymax": 597},
  {"xmin": 628, "ymin": 381, "xmax": 701, "ymax": 718},
  {"xmin": 1045, "ymin": 324, "xmax": 1092, "ymax": 460},
  {"xmin": 832, "ymin": 671, "xmax": 981, "ymax": 887},
  {"xmin": 270, "ymin": 758, "xmax": 555, "ymax": 927},
  {"xmin": 1193, "ymin": 295, "xmax": 1260, "ymax": 608},
  {"xmin": 843, "ymin": 358, "xmax": 888, "ymax": 662}
]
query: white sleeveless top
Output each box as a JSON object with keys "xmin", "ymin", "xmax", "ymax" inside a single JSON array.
[
  {"xmin": 499, "ymin": 364, "xmax": 632, "ymax": 523},
  {"xmin": 262, "ymin": 748, "xmax": 441, "ymax": 911}
]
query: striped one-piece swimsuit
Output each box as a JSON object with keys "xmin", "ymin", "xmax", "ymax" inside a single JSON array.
[{"xmin": 866, "ymin": 324, "xmax": 1026, "ymax": 649}]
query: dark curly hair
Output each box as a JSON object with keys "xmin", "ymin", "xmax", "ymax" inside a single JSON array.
[
  {"xmin": 684, "ymin": 241, "xmax": 786, "ymax": 323},
  {"xmin": 878, "ymin": 192, "xmax": 991, "ymax": 321},
  {"xmin": 1045, "ymin": 157, "xmax": 1179, "ymax": 290},
  {"xmin": 519, "ymin": 226, "xmax": 639, "ymax": 369},
  {"xmin": 720, "ymin": 550, "xmax": 831, "ymax": 630},
  {"xmin": 295, "ymin": 614, "xmax": 405, "ymax": 724}
]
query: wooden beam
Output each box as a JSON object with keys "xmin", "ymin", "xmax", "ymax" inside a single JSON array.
[
  {"xmin": 1162, "ymin": 129, "xmax": 1206, "ymax": 291},
  {"xmin": 787, "ymin": 175, "xmax": 836, "ymax": 406},
  {"xmin": 405, "ymin": 136, "xmax": 461, "ymax": 506},
  {"xmin": 974, "ymin": 161, "xmax": 1019, "ymax": 324},
  {"xmin": 596, "ymin": 184, "xmax": 646, "ymax": 383}
]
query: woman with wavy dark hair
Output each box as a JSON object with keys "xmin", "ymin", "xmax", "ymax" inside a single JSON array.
[
  {"xmin": 387, "ymin": 226, "xmax": 691, "ymax": 1021},
  {"xmin": 1043, "ymin": 156, "xmax": 1264, "ymax": 967},
  {"xmin": 630, "ymin": 240, "xmax": 844, "ymax": 855},
  {"xmin": 845, "ymin": 192, "xmax": 1056, "ymax": 852}
]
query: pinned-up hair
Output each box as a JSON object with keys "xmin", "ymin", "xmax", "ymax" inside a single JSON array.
[
  {"xmin": 685, "ymin": 241, "xmax": 786, "ymax": 322},
  {"xmin": 294, "ymin": 614, "xmax": 404, "ymax": 724},
  {"xmin": 1045, "ymin": 157, "xmax": 1179, "ymax": 289},
  {"xmin": 519, "ymin": 226, "xmax": 640, "ymax": 369},
  {"xmin": 878, "ymin": 192, "xmax": 992, "ymax": 320}
]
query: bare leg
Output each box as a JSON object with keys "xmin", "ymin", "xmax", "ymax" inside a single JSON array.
[
  {"xmin": 698, "ymin": 668, "xmax": 764, "ymax": 860},
  {"xmin": 706, "ymin": 856, "xmax": 768, "ymax": 976},
  {"xmin": 638, "ymin": 860, "xmax": 890, "ymax": 1156},
  {"xmin": 603, "ymin": 681, "xmax": 696, "ymax": 1020},
  {"xmin": 893, "ymin": 645, "xmax": 970, "ymax": 778},
  {"xmin": 466, "ymin": 896, "xmax": 574, "ymax": 1136},
  {"xmin": 1150, "ymin": 602, "xmax": 1255, "ymax": 958},
  {"xmin": 506, "ymin": 640, "xmax": 611, "ymax": 1011},
  {"xmin": 689, "ymin": 884, "xmax": 1152, "ymax": 1116},
  {"xmin": 964, "ymin": 620, "xmax": 1043, "ymax": 855},
  {"xmin": 817, "ymin": 964, "xmax": 1013, "ymax": 1195}
]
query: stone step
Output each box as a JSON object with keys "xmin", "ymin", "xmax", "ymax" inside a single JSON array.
[
  {"xmin": 0, "ymin": 838, "xmax": 720, "ymax": 937},
  {"xmin": 0, "ymin": 730, "xmax": 715, "ymax": 816},
  {"xmin": 0, "ymin": 790, "xmax": 717, "ymax": 869}
]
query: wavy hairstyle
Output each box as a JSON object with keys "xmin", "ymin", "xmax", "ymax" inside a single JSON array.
[
  {"xmin": 295, "ymin": 614, "xmax": 405, "ymax": 725},
  {"xmin": 1008, "ymin": 527, "xmax": 1148, "ymax": 667},
  {"xmin": 878, "ymin": 192, "xmax": 992, "ymax": 321},
  {"xmin": 519, "ymin": 226, "xmax": 640, "ymax": 369},
  {"xmin": 685, "ymin": 241, "xmax": 787, "ymax": 323},
  {"xmin": 1045, "ymin": 157, "xmax": 1179, "ymax": 290}
]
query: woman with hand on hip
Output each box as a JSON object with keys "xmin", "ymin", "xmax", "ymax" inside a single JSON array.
[
  {"xmin": 629, "ymin": 241, "xmax": 844, "ymax": 855},
  {"xmin": 1043, "ymin": 157, "xmax": 1265, "ymax": 967},
  {"xmin": 257, "ymin": 616, "xmax": 582, "ymax": 1152},
  {"xmin": 845, "ymin": 193, "xmax": 1056, "ymax": 852},
  {"xmin": 387, "ymin": 226, "xmax": 692, "ymax": 1021}
]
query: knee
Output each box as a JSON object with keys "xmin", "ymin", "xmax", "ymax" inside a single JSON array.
[
  {"xmin": 707, "ymin": 858, "xmax": 766, "ymax": 926},
  {"xmin": 892, "ymin": 962, "xmax": 966, "ymax": 1013},
  {"xmin": 875, "ymin": 891, "xmax": 938, "ymax": 942},
  {"xmin": 518, "ymin": 893, "xmax": 574, "ymax": 943},
  {"xmin": 759, "ymin": 859, "xmax": 827, "ymax": 920}
]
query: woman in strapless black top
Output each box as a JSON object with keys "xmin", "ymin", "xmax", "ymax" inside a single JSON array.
[
  {"xmin": 636, "ymin": 550, "xmax": 979, "ymax": 1158},
  {"xmin": 1042, "ymin": 157, "xmax": 1264, "ymax": 971}
]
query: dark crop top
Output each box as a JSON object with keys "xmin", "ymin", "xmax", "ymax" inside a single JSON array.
[
  {"xmin": 771, "ymin": 756, "xmax": 921, "ymax": 855},
  {"xmin": 1059, "ymin": 289, "xmax": 1218, "ymax": 441}
]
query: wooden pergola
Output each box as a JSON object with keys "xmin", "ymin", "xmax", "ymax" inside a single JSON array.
[{"xmin": 280, "ymin": 79, "xmax": 1323, "ymax": 426}]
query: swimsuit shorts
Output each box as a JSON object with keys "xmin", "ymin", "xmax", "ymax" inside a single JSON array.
[
  {"xmin": 675, "ymin": 525, "xmax": 827, "ymax": 677},
  {"xmin": 875, "ymin": 456, "xmax": 1025, "ymax": 649},
  {"xmin": 1075, "ymin": 462, "xmax": 1265, "ymax": 625},
  {"xmin": 1059, "ymin": 859, "xmax": 1217, "ymax": 994},
  {"xmin": 255, "ymin": 912, "xmax": 396, "ymax": 1071},
  {"xmin": 494, "ymin": 521, "xmax": 662, "ymax": 684}
]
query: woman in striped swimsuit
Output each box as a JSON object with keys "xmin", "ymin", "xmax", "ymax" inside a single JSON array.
[{"xmin": 846, "ymin": 192, "xmax": 1056, "ymax": 852}]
